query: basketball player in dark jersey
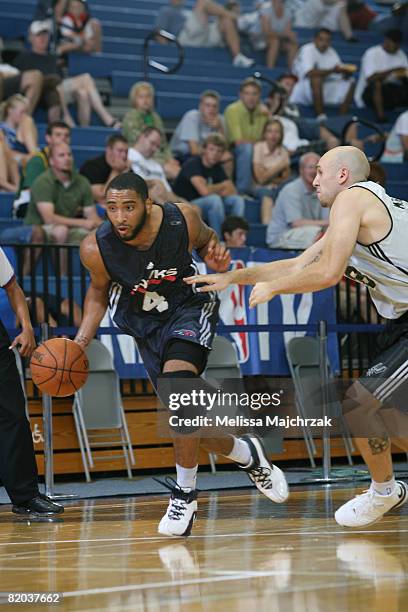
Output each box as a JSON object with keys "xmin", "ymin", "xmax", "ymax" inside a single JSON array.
[
  {"xmin": 74, "ymin": 172, "xmax": 289, "ymax": 537},
  {"xmin": 187, "ymin": 146, "xmax": 408, "ymax": 528}
]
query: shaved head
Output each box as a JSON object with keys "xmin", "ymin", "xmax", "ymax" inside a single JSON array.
[
  {"xmin": 319, "ymin": 146, "xmax": 370, "ymax": 183},
  {"xmin": 313, "ymin": 146, "xmax": 370, "ymax": 207}
]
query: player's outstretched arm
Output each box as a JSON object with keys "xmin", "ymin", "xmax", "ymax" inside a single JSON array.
[
  {"xmin": 74, "ymin": 234, "xmax": 111, "ymax": 350},
  {"xmin": 183, "ymin": 229, "xmax": 327, "ymax": 292},
  {"xmin": 249, "ymin": 192, "xmax": 362, "ymax": 307}
]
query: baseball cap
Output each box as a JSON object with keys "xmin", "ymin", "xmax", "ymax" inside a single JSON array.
[{"xmin": 29, "ymin": 20, "xmax": 52, "ymax": 36}]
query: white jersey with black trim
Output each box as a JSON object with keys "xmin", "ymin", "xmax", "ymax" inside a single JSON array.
[{"xmin": 345, "ymin": 181, "xmax": 408, "ymax": 320}]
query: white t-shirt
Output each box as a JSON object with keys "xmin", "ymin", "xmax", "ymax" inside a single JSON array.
[
  {"xmin": 0, "ymin": 248, "xmax": 14, "ymax": 288},
  {"xmin": 273, "ymin": 115, "xmax": 309, "ymax": 152},
  {"xmin": 128, "ymin": 148, "xmax": 171, "ymax": 191},
  {"xmin": 382, "ymin": 111, "xmax": 408, "ymax": 163},
  {"xmin": 355, "ymin": 45, "xmax": 408, "ymax": 107},
  {"xmin": 395, "ymin": 111, "xmax": 408, "ymax": 137},
  {"xmin": 292, "ymin": 42, "xmax": 342, "ymax": 80}
]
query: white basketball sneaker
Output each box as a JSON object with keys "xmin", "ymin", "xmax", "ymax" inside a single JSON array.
[
  {"xmin": 335, "ymin": 481, "xmax": 408, "ymax": 527},
  {"xmin": 157, "ymin": 478, "xmax": 198, "ymax": 537},
  {"xmin": 238, "ymin": 434, "xmax": 289, "ymax": 503}
]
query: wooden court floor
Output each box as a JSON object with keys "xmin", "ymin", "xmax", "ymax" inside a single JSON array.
[{"xmin": 0, "ymin": 485, "xmax": 406, "ymax": 611}]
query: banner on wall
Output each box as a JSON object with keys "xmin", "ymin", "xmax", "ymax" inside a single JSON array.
[{"xmin": 99, "ymin": 248, "xmax": 339, "ymax": 379}]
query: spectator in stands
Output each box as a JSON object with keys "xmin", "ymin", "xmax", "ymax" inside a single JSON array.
[
  {"xmin": 170, "ymin": 89, "xmax": 226, "ymax": 159},
  {"xmin": 14, "ymin": 21, "xmax": 120, "ymax": 128},
  {"xmin": 368, "ymin": 160, "xmax": 387, "ymax": 187},
  {"xmin": 221, "ymin": 215, "xmax": 249, "ymax": 248},
  {"xmin": 15, "ymin": 121, "xmax": 71, "ymax": 219},
  {"xmin": 266, "ymin": 76, "xmax": 338, "ymax": 153},
  {"xmin": 34, "ymin": 0, "xmax": 65, "ymax": 21},
  {"xmin": 173, "ymin": 133, "xmax": 245, "ymax": 236},
  {"xmin": 0, "ymin": 94, "xmax": 38, "ymax": 165},
  {"xmin": 0, "ymin": 131, "xmax": 19, "ymax": 192},
  {"xmin": 24, "ymin": 142, "xmax": 101, "ymax": 258},
  {"xmin": 27, "ymin": 293, "xmax": 82, "ymax": 328},
  {"xmin": 80, "ymin": 134, "xmax": 129, "ymax": 205},
  {"xmin": 266, "ymin": 152, "xmax": 329, "ymax": 249},
  {"xmin": 252, "ymin": 119, "xmax": 291, "ymax": 224},
  {"xmin": 224, "ymin": 77, "xmax": 269, "ymax": 194},
  {"xmin": 294, "ymin": 0, "xmax": 356, "ymax": 42},
  {"xmin": 355, "ymin": 29, "xmax": 408, "ymax": 123},
  {"xmin": 127, "ymin": 127, "xmax": 182, "ymax": 205},
  {"xmin": 247, "ymin": 0, "xmax": 298, "ymax": 69},
  {"xmin": 0, "ymin": 60, "xmax": 43, "ymax": 116},
  {"xmin": 156, "ymin": 0, "xmax": 254, "ymax": 68},
  {"xmin": 58, "ymin": 0, "xmax": 102, "ymax": 56},
  {"xmin": 382, "ymin": 110, "xmax": 408, "ymax": 162},
  {"xmin": 122, "ymin": 81, "xmax": 180, "ymax": 180},
  {"xmin": 290, "ymin": 29, "xmax": 356, "ymax": 120}
]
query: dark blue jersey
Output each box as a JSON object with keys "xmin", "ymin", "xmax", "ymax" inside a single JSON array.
[{"xmin": 96, "ymin": 202, "xmax": 218, "ymax": 339}]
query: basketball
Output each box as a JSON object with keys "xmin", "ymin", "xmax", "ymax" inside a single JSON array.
[{"xmin": 30, "ymin": 338, "xmax": 89, "ymax": 397}]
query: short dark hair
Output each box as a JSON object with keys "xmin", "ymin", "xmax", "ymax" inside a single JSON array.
[
  {"xmin": 46, "ymin": 121, "xmax": 71, "ymax": 136},
  {"xmin": 106, "ymin": 133, "xmax": 128, "ymax": 148},
  {"xmin": 138, "ymin": 126, "xmax": 162, "ymax": 140},
  {"xmin": 314, "ymin": 28, "xmax": 332, "ymax": 38},
  {"xmin": 221, "ymin": 216, "xmax": 249, "ymax": 237},
  {"xmin": 240, "ymin": 77, "xmax": 262, "ymax": 93},
  {"xmin": 106, "ymin": 172, "xmax": 148, "ymax": 200},
  {"xmin": 384, "ymin": 29, "xmax": 402, "ymax": 44},
  {"xmin": 200, "ymin": 89, "xmax": 221, "ymax": 104},
  {"xmin": 203, "ymin": 133, "xmax": 227, "ymax": 152}
]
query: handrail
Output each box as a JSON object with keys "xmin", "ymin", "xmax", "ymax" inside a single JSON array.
[
  {"xmin": 143, "ymin": 29, "xmax": 184, "ymax": 81},
  {"xmin": 341, "ymin": 116, "xmax": 386, "ymax": 162}
]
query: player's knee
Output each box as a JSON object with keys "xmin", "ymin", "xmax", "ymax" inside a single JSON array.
[{"xmin": 158, "ymin": 370, "xmax": 206, "ymax": 434}]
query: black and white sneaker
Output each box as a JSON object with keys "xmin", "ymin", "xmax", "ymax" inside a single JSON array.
[
  {"xmin": 238, "ymin": 434, "xmax": 289, "ymax": 503},
  {"xmin": 156, "ymin": 478, "xmax": 198, "ymax": 537}
]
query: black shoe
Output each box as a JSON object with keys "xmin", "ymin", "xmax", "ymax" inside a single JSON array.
[{"xmin": 12, "ymin": 494, "xmax": 64, "ymax": 517}]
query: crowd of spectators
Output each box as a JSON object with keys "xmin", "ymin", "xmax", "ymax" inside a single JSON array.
[{"xmin": 0, "ymin": 0, "xmax": 407, "ymax": 277}]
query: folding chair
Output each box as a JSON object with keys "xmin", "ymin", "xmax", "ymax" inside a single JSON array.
[
  {"xmin": 203, "ymin": 335, "xmax": 242, "ymax": 473},
  {"xmin": 72, "ymin": 339, "xmax": 135, "ymax": 482},
  {"xmin": 286, "ymin": 336, "xmax": 354, "ymax": 467}
]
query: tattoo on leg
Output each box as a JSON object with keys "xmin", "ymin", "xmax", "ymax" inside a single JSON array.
[
  {"xmin": 383, "ymin": 474, "xmax": 393, "ymax": 482},
  {"xmin": 368, "ymin": 437, "xmax": 390, "ymax": 455}
]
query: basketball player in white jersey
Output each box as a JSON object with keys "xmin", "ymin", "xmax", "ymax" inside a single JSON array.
[{"xmin": 185, "ymin": 146, "xmax": 408, "ymax": 527}]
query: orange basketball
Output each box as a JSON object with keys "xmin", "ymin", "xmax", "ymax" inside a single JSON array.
[{"xmin": 30, "ymin": 338, "xmax": 89, "ymax": 397}]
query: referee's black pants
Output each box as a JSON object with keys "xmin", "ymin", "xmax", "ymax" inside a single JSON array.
[{"xmin": 0, "ymin": 342, "xmax": 39, "ymax": 505}]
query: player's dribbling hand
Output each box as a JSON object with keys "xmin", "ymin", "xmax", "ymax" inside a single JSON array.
[
  {"xmin": 9, "ymin": 327, "xmax": 36, "ymax": 357},
  {"xmin": 202, "ymin": 240, "xmax": 231, "ymax": 273},
  {"xmin": 249, "ymin": 282, "xmax": 276, "ymax": 308}
]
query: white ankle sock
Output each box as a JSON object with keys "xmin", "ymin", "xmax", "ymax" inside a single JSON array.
[
  {"xmin": 226, "ymin": 436, "xmax": 252, "ymax": 466},
  {"xmin": 176, "ymin": 464, "xmax": 198, "ymax": 491},
  {"xmin": 371, "ymin": 477, "xmax": 396, "ymax": 496}
]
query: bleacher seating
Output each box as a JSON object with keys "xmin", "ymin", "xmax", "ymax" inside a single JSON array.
[{"xmin": 0, "ymin": 0, "xmax": 407, "ymax": 246}]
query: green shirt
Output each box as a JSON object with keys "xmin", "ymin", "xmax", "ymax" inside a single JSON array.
[
  {"xmin": 223, "ymin": 100, "xmax": 268, "ymax": 145},
  {"xmin": 25, "ymin": 168, "xmax": 94, "ymax": 226},
  {"xmin": 122, "ymin": 108, "xmax": 171, "ymax": 162},
  {"xmin": 22, "ymin": 147, "xmax": 50, "ymax": 190}
]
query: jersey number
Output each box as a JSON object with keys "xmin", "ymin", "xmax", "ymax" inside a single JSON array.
[{"xmin": 142, "ymin": 291, "xmax": 169, "ymax": 312}]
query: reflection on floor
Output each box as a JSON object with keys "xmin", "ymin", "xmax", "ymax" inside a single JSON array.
[{"xmin": 0, "ymin": 486, "xmax": 407, "ymax": 611}]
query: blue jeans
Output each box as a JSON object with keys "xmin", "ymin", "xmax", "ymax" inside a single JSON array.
[
  {"xmin": 192, "ymin": 194, "xmax": 245, "ymax": 236},
  {"xmin": 234, "ymin": 143, "xmax": 253, "ymax": 194},
  {"xmin": 0, "ymin": 226, "xmax": 33, "ymax": 244}
]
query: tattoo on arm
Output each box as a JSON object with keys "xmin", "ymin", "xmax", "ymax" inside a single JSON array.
[
  {"xmin": 302, "ymin": 250, "xmax": 322, "ymax": 269},
  {"xmin": 368, "ymin": 437, "xmax": 390, "ymax": 455},
  {"xmin": 76, "ymin": 334, "xmax": 90, "ymax": 348}
]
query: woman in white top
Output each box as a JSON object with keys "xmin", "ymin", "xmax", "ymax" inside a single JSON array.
[{"xmin": 260, "ymin": 0, "xmax": 298, "ymax": 69}]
